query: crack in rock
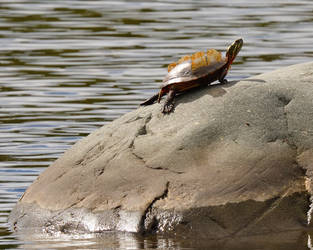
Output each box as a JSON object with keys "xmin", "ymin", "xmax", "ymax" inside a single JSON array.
[
  {"xmin": 232, "ymin": 183, "xmax": 301, "ymax": 236},
  {"xmin": 136, "ymin": 113, "xmax": 152, "ymax": 136},
  {"xmin": 131, "ymin": 149, "xmax": 184, "ymax": 174},
  {"xmin": 140, "ymin": 181, "xmax": 169, "ymax": 234},
  {"xmin": 13, "ymin": 213, "xmax": 26, "ymax": 230},
  {"xmin": 128, "ymin": 113, "xmax": 184, "ymax": 174},
  {"xmin": 69, "ymin": 197, "xmax": 87, "ymax": 208}
]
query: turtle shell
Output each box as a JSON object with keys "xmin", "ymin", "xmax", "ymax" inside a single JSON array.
[{"xmin": 162, "ymin": 49, "xmax": 227, "ymax": 87}]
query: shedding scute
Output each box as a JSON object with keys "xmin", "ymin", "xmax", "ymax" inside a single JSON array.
[
  {"xmin": 167, "ymin": 62, "xmax": 177, "ymax": 72},
  {"xmin": 191, "ymin": 49, "xmax": 223, "ymax": 72},
  {"xmin": 168, "ymin": 55, "xmax": 192, "ymax": 72},
  {"xmin": 167, "ymin": 49, "xmax": 223, "ymax": 74}
]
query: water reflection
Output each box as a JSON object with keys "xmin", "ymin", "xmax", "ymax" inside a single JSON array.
[
  {"xmin": 8, "ymin": 230, "xmax": 312, "ymax": 250},
  {"xmin": 1, "ymin": 0, "xmax": 313, "ymax": 248}
]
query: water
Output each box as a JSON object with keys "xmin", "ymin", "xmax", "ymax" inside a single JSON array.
[{"xmin": 0, "ymin": 0, "xmax": 313, "ymax": 249}]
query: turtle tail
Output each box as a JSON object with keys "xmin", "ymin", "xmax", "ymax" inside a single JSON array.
[{"xmin": 140, "ymin": 93, "xmax": 159, "ymax": 106}]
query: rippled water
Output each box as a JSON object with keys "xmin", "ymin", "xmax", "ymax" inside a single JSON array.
[{"xmin": 1, "ymin": 0, "xmax": 313, "ymax": 249}]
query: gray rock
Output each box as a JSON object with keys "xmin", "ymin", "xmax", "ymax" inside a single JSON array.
[{"xmin": 9, "ymin": 61, "xmax": 313, "ymax": 238}]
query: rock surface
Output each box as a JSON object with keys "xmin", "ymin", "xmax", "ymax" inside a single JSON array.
[{"xmin": 9, "ymin": 61, "xmax": 313, "ymax": 238}]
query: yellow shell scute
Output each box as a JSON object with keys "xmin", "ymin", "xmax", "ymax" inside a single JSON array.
[
  {"xmin": 168, "ymin": 55, "xmax": 192, "ymax": 72},
  {"xmin": 167, "ymin": 62, "xmax": 177, "ymax": 72},
  {"xmin": 178, "ymin": 55, "xmax": 192, "ymax": 64},
  {"xmin": 191, "ymin": 51, "xmax": 207, "ymax": 71},
  {"xmin": 190, "ymin": 49, "xmax": 222, "ymax": 71},
  {"xmin": 206, "ymin": 49, "xmax": 222, "ymax": 63},
  {"xmin": 167, "ymin": 48, "xmax": 223, "ymax": 73}
]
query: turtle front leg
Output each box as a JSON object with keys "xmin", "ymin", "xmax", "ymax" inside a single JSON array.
[
  {"xmin": 218, "ymin": 67, "xmax": 228, "ymax": 84},
  {"xmin": 162, "ymin": 89, "xmax": 176, "ymax": 114},
  {"xmin": 220, "ymin": 78, "xmax": 228, "ymax": 84}
]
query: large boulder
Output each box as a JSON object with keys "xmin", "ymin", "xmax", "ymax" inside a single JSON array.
[{"xmin": 9, "ymin": 62, "xmax": 313, "ymax": 238}]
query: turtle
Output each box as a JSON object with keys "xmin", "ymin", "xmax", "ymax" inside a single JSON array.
[{"xmin": 140, "ymin": 38, "xmax": 243, "ymax": 113}]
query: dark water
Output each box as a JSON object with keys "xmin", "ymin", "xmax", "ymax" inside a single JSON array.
[{"xmin": 1, "ymin": 0, "xmax": 313, "ymax": 249}]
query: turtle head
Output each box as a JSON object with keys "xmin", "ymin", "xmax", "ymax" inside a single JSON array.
[{"xmin": 226, "ymin": 38, "xmax": 243, "ymax": 65}]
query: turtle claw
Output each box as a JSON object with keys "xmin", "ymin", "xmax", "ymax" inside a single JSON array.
[
  {"xmin": 162, "ymin": 103, "xmax": 174, "ymax": 114},
  {"xmin": 220, "ymin": 79, "xmax": 228, "ymax": 84},
  {"xmin": 161, "ymin": 89, "xmax": 176, "ymax": 114}
]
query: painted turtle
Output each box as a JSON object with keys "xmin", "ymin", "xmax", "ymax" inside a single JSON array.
[{"xmin": 140, "ymin": 38, "xmax": 243, "ymax": 113}]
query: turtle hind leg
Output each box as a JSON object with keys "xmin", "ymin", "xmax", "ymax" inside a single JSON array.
[
  {"xmin": 162, "ymin": 89, "xmax": 176, "ymax": 114},
  {"xmin": 140, "ymin": 93, "xmax": 159, "ymax": 106}
]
